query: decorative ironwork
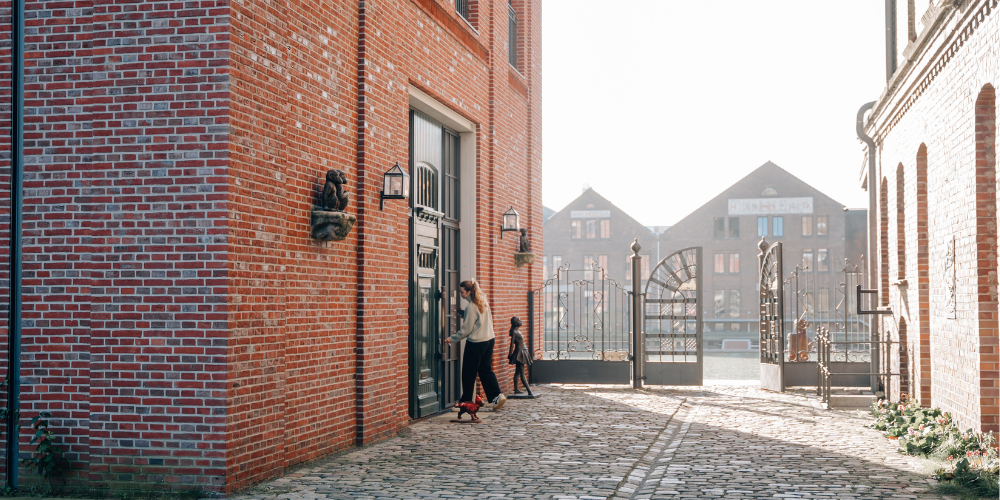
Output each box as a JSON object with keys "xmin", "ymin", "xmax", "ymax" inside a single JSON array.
[
  {"xmin": 759, "ymin": 239, "xmax": 784, "ymax": 366},
  {"xmin": 643, "ymin": 247, "xmax": 701, "ymax": 363},
  {"xmin": 529, "ymin": 261, "xmax": 631, "ymax": 362}
]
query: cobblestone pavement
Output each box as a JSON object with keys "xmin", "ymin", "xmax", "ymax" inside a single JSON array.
[{"xmin": 233, "ymin": 385, "xmax": 946, "ymax": 500}]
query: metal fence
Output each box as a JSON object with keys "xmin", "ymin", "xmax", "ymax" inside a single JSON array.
[
  {"xmin": 529, "ymin": 261, "xmax": 631, "ymax": 361},
  {"xmin": 783, "ymin": 260, "xmax": 871, "ymax": 364}
]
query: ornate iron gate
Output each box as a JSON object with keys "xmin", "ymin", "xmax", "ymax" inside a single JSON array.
[
  {"xmin": 758, "ymin": 238, "xmax": 784, "ymax": 392},
  {"xmin": 528, "ymin": 261, "xmax": 632, "ymax": 384},
  {"xmin": 642, "ymin": 247, "xmax": 703, "ymax": 385}
]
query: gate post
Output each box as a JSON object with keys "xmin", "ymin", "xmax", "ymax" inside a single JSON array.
[
  {"xmin": 527, "ymin": 290, "xmax": 535, "ymax": 383},
  {"xmin": 630, "ymin": 239, "xmax": 644, "ymax": 389}
]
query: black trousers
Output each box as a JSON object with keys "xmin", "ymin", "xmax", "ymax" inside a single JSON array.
[{"xmin": 460, "ymin": 338, "xmax": 502, "ymax": 403}]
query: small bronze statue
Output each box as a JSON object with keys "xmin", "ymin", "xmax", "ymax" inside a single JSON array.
[
  {"xmin": 507, "ymin": 316, "xmax": 533, "ymax": 396},
  {"xmin": 321, "ymin": 169, "xmax": 350, "ymax": 211},
  {"xmin": 518, "ymin": 228, "xmax": 531, "ymax": 253}
]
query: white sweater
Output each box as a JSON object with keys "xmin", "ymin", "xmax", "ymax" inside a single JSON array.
[{"xmin": 448, "ymin": 303, "xmax": 495, "ymax": 343}]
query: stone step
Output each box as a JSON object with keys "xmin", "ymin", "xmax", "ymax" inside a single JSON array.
[{"xmin": 825, "ymin": 393, "xmax": 876, "ymax": 409}]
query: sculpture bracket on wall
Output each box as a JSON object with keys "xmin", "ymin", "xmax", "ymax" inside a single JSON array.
[
  {"xmin": 311, "ymin": 169, "xmax": 357, "ymax": 241},
  {"xmin": 513, "ymin": 227, "xmax": 534, "ymax": 267}
]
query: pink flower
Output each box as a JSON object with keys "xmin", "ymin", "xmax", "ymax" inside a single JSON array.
[
  {"xmin": 898, "ymin": 405, "xmax": 905, "ymax": 411},
  {"xmin": 919, "ymin": 424, "xmax": 924, "ymax": 430},
  {"xmin": 908, "ymin": 427, "xmax": 918, "ymax": 436}
]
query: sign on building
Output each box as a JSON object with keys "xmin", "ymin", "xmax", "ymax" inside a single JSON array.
[{"xmin": 727, "ymin": 197, "xmax": 814, "ymax": 215}]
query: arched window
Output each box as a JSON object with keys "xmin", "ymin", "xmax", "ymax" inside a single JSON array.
[
  {"xmin": 761, "ymin": 187, "xmax": 778, "ymax": 197},
  {"xmin": 415, "ymin": 162, "xmax": 439, "ymax": 210}
]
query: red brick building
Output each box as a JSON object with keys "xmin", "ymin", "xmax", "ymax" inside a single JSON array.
[
  {"xmin": 0, "ymin": 0, "xmax": 541, "ymax": 494},
  {"xmin": 861, "ymin": 0, "xmax": 998, "ymax": 432}
]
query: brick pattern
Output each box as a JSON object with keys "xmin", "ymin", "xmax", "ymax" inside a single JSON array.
[
  {"xmin": 0, "ymin": 0, "xmax": 541, "ymax": 494},
  {"xmin": 974, "ymin": 84, "xmax": 998, "ymax": 431},
  {"xmin": 915, "ymin": 144, "xmax": 931, "ymax": 406},
  {"xmin": 0, "ymin": 0, "xmax": 233, "ymax": 492},
  {"xmin": 869, "ymin": 0, "xmax": 1000, "ymax": 433}
]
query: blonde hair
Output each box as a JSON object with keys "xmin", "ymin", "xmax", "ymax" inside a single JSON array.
[{"xmin": 460, "ymin": 279, "xmax": 488, "ymax": 314}]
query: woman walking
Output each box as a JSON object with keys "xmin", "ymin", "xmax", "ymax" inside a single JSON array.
[{"xmin": 444, "ymin": 280, "xmax": 506, "ymax": 411}]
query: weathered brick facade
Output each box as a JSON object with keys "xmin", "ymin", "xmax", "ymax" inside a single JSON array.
[
  {"xmin": 0, "ymin": 0, "xmax": 541, "ymax": 494},
  {"xmin": 865, "ymin": 0, "xmax": 999, "ymax": 433}
]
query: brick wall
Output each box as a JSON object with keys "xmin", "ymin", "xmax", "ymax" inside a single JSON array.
[
  {"xmin": 0, "ymin": 0, "xmax": 541, "ymax": 494},
  {"xmin": 868, "ymin": 0, "xmax": 1000, "ymax": 433}
]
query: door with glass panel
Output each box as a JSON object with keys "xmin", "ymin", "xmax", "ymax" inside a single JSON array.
[{"xmin": 409, "ymin": 110, "xmax": 461, "ymax": 418}]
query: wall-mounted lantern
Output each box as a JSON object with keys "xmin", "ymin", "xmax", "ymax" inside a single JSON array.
[
  {"xmin": 380, "ymin": 162, "xmax": 410, "ymax": 210},
  {"xmin": 500, "ymin": 206, "xmax": 520, "ymax": 238}
]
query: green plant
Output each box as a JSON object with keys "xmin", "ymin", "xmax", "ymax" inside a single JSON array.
[
  {"xmin": 869, "ymin": 399, "xmax": 999, "ymax": 497},
  {"xmin": 20, "ymin": 411, "xmax": 64, "ymax": 479}
]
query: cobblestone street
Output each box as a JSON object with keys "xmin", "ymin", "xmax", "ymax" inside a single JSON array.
[{"xmin": 233, "ymin": 384, "xmax": 946, "ymax": 500}]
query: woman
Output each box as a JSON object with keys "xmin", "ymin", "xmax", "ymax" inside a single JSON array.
[{"xmin": 444, "ymin": 280, "xmax": 506, "ymax": 411}]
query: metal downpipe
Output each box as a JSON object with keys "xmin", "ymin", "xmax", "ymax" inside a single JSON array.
[
  {"xmin": 7, "ymin": 0, "xmax": 24, "ymax": 488},
  {"xmin": 856, "ymin": 101, "xmax": 878, "ymax": 395}
]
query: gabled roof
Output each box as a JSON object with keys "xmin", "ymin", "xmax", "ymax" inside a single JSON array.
[
  {"xmin": 545, "ymin": 188, "xmax": 650, "ymax": 231},
  {"xmin": 664, "ymin": 161, "xmax": 844, "ymax": 233}
]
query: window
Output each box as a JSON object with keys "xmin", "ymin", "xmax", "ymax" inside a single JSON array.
[
  {"xmin": 584, "ymin": 254, "xmax": 594, "ymax": 280},
  {"xmin": 757, "ymin": 217, "xmax": 768, "ymax": 237},
  {"xmin": 818, "ymin": 288, "xmax": 830, "ymax": 316},
  {"xmin": 585, "ymin": 219, "xmax": 597, "ymax": 239},
  {"xmin": 802, "ymin": 249, "xmax": 813, "ymax": 271},
  {"xmin": 761, "ymin": 187, "xmax": 778, "ymax": 196},
  {"xmin": 714, "ymin": 217, "xmax": 725, "ymax": 238},
  {"xmin": 729, "ymin": 253, "xmax": 740, "ymax": 274},
  {"xmin": 801, "ymin": 215, "xmax": 813, "ymax": 236},
  {"xmin": 773, "ymin": 216, "xmax": 784, "ymax": 237},
  {"xmin": 728, "ymin": 217, "xmax": 740, "ymax": 238},
  {"xmin": 641, "ymin": 255, "xmax": 650, "ymax": 279},
  {"xmin": 508, "ymin": 1, "xmax": 518, "ymax": 68},
  {"xmin": 817, "ymin": 249, "xmax": 829, "ymax": 272},
  {"xmin": 542, "ymin": 256, "xmax": 547, "ymax": 278},
  {"xmin": 600, "ymin": 219, "xmax": 610, "ymax": 239},
  {"xmin": 625, "ymin": 256, "xmax": 632, "ymax": 280},
  {"xmin": 729, "ymin": 290, "xmax": 741, "ymax": 318},
  {"xmin": 714, "ymin": 253, "xmax": 725, "ymax": 273},
  {"xmin": 456, "ymin": 0, "xmax": 476, "ymax": 24},
  {"xmin": 817, "ymin": 215, "xmax": 828, "ymax": 236},
  {"xmin": 714, "ymin": 290, "xmax": 725, "ymax": 318},
  {"xmin": 571, "ymin": 220, "xmax": 581, "ymax": 239},
  {"xmin": 598, "ymin": 254, "xmax": 608, "ymax": 273},
  {"xmin": 552, "ymin": 255, "xmax": 562, "ymax": 273}
]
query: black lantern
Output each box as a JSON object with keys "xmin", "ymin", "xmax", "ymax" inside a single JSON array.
[
  {"xmin": 500, "ymin": 206, "xmax": 520, "ymax": 238},
  {"xmin": 380, "ymin": 162, "xmax": 410, "ymax": 210}
]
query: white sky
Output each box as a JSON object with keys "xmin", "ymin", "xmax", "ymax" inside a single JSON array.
[{"xmin": 542, "ymin": 1, "xmax": 887, "ymax": 226}]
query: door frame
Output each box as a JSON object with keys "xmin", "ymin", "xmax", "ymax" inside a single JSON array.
[{"xmin": 405, "ymin": 89, "xmax": 477, "ymax": 418}]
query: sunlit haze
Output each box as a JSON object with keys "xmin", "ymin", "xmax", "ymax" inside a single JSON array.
[{"xmin": 542, "ymin": 1, "xmax": 887, "ymax": 225}]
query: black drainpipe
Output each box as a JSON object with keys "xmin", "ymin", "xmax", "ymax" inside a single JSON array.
[
  {"xmin": 856, "ymin": 101, "xmax": 877, "ymax": 395},
  {"xmin": 7, "ymin": 0, "xmax": 24, "ymax": 489}
]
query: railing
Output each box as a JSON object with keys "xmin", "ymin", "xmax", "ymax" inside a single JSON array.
[
  {"xmin": 783, "ymin": 260, "xmax": 870, "ymax": 364},
  {"xmin": 508, "ymin": 4, "xmax": 518, "ymax": 68},
  {"xmin": 817, "ymin": 326, "xmax": 899, "ymax": 405},
  {"xmin": 528, "ymin": 262, "xmax": 631, "ymax": 361}
]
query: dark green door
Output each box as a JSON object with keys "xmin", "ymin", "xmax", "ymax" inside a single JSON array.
[{"xmin": 409, "ymin": 110, "xmax": 461, "ymax": 418}]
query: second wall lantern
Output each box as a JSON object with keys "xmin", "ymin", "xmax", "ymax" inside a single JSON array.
[{"xmin": 500, "ymin": 206, "xmax": 520, "ymax": 238}]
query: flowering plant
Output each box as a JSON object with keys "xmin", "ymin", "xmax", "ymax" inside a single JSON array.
[{"xmin": 869, "ymin": 399, "xmax": 998, "ymax": 497}]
